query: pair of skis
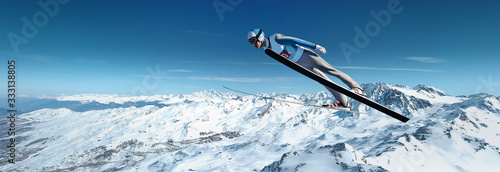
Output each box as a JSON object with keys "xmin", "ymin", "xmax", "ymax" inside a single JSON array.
[{"xmin": 226, "ymin": 49, "xmax": 409, "ymax": 123}]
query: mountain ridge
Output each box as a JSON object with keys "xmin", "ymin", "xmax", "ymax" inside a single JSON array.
[{"xmin": 1, "ymin": 83, "xmax": 499, "ymax": 171}]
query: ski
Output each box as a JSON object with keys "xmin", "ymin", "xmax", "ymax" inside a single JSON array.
[
  {"xmin": 223, "ymin": 86, "xmax": 388, "ymax": 118},
  {"xmin": 264, "ymin": 49, "xmax": 410, "ymax": 123}
]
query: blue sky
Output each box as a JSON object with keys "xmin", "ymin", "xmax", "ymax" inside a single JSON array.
[{"xmin": 1, "ymin": 0, "xmax": 499, "ymax": 96}]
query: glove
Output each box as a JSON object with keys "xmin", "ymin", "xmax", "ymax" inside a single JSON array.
[{"xmin": 314, "ymin": 45, "xmax": 326, "ymax": 54}]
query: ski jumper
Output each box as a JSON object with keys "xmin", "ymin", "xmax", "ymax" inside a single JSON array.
[{"xmin": 266, "ymin": 33, "xmax": 362, "ymax": 106}]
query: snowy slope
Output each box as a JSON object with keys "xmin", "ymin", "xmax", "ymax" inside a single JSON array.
[{"xmin": 1, "ymin": 83, "xmax": 499, "ymax": 171}]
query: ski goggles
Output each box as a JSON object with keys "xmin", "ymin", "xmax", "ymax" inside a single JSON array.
[
  {"xmin": 248, "ymin": 29, "xmax": 263, "ymax": 44},
  {"xmin": 248, "ymin": 37, "xmax": 259, "ymax": 44}
]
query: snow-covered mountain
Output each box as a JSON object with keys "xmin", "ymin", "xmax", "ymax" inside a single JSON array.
[{"xmin": 1, "ymin": 83, "xmax": 499, "ymax": 171}]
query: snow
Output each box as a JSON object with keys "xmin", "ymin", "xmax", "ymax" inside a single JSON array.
[
  {"xmin": 1, "ymin": 83, "xmax": 500, "ymax": 171},
  {"xmin": 54, "ymin": 94, "xmax": 171, "ymax": 104},
  {"xmin": 392, "ymin": 85, "xmax": 464, "ymax": 104}
]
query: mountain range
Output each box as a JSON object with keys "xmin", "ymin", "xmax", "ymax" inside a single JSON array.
[{"xmin": 1, "ymin": 83, "xmax": 499, "ymax": 171}]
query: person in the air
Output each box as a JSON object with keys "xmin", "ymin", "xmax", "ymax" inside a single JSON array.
[{"xmin": 247, "ymin": 28, "xmax": 366, "ymax": 109}]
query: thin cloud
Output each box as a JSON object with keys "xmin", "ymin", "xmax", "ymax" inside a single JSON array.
[
  {"xmin": 403, "ymin": 57, "xmax": 448, "ymax": 63},
  {"xmin": 178, "ymin": 61, "xmax": 273, "ymax": 65},
  {"xmin": 188, "ymin": 76, "xmax": 301, "ymax": 83},
  {"xmin": 16, "ymin": 54, "xmax": 57, "ymax": 63},
  {"xmin": 133, "ymin": 75, "xmax": 180, "ymax": 79},
  {"xmin": 218, "ymin": 61, "xmax": 249, "ymax": 65},
  {"xmin": 168, "ymin": 69, "xmax": 193, "ymax": 73},
  {"xmin": 334, "ymin": 66, "xmax": 440, "ymax": 72}
]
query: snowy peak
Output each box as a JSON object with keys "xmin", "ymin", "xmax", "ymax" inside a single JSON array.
[
  {"xmin": 356, "ymin": 83, "xmax": 469, "ymax": 117},
  {"xmin": 363, "ymin": 83, "xmax": 448, "ymax": 100},
  {"xmin": 359, "ymin": 83, "xmax": 433, "ymax": 116},
  {"xmin": 414, "ymin": 84, "xmax": 448, "ymax": 97},
  {"xmin": 447, "ymin": 93, "xmax": 500, "ymax": 114},
  {"xmin": 261, "ymin": 143, "xmax": 385, "ymax": 171}
]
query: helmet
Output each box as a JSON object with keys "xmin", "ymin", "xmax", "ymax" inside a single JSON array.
[{"xmin": 247, "ymin": 28, "xmax": 264, "ymax": 44}]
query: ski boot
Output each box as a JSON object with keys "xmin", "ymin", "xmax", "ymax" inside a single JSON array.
[
  {"xmin": 323, "ymin": 101, "xmax": 351, "ymax": 111},
  {"xmin": 351, "ymin": 88, "xmax": 367, "ymax": 97}
]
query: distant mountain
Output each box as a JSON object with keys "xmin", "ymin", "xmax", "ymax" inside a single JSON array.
[{"xmin": 1, "ymin": 83, "xmax": 499, "ymax": 171}]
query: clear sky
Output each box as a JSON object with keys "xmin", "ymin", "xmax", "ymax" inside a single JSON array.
[{"xmin": 1, "ymin": 0, "xmax": 499, "ymax": 96}]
